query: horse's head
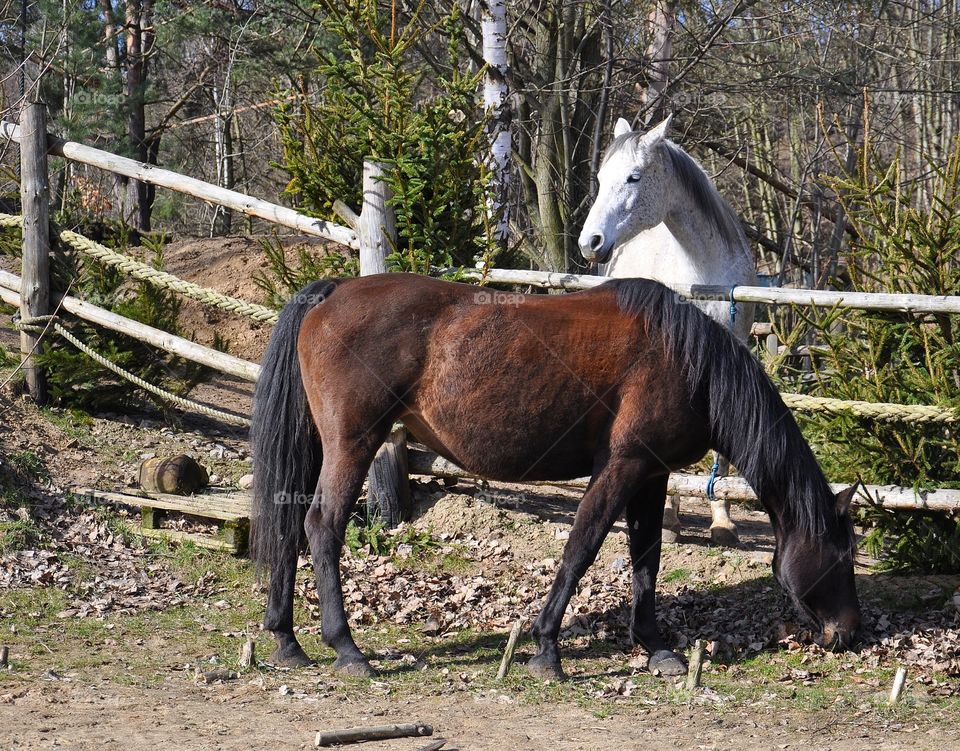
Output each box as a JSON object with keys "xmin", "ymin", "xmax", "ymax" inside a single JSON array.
[
  {"xmin": 579, "ymin": 115, "xmax": 674, "ymax": 264},
  {"xmin": 772, "ymin": 484, "xmax": 862, "ymax": 650}
]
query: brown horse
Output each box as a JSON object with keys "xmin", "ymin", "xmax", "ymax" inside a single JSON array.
[{"xmin": 250, "ymin": 273, "xmax": 860, "ymax": 680}]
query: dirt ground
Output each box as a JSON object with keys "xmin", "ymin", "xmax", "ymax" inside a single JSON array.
[{"xmin": 1, "ymin": 236, "xmax": 959, "ymax": 750}]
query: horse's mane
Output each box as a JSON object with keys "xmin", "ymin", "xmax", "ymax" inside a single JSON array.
[
  {"xmin": 602, "ymin": 134, "xmax": 747, "ymax": 253},
  {"xmin": 662, "ymin": 141, "xmax": 747, "ymax": 252},
  {"xmin": 611, "ymin": 278, "xmax": 835, "ymax": 537}
]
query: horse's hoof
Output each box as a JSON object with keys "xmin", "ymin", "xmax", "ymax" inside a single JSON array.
[
  {"xmin": 661, "ymin": 526, "xmax": 680, "ymax": 544},
  {"xmin": 526, "ymin": 655, "xmax": 566, "ymax": 681},
  {"xmin": 648, "ymin": 649, "xmax": 687, "ymax": 677},
  {"xmin": 333, "ymin": 656, "xmax": 376, "ymax": 678},
  {"xmin": 268, "ymin": 644, "xmax": 314, "ymax": 668},
  {"xmin": 709, "ymin": 525, "xmax": 740, "ymax": 548}
]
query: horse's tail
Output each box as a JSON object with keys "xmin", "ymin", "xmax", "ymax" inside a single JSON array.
[{"xmin": 250, "ymin": 279, "xmax": 340, "ymax": 575}]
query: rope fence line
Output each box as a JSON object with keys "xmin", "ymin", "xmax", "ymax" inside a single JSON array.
[
  {"xmin": 1, "ymin": 215, "xmax": 958, "ymax": 427},
  {"xmin": 15, "ymin": 314, "xmax": 251, "ymax": 427},
  {"xmin": 0, "ymin": 213, "xmax": 279, "ymax": 324}
]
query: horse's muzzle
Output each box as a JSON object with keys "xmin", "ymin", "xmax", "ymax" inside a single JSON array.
[
  {"xmin": 579, "ymin": 231, "xmax": 611, "ymax": 264},
  {"xmin": 822, "ymin": 620, "xmax": 859, "ymax": 651}
]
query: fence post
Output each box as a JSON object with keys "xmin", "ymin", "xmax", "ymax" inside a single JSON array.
[
  {"xmin": 18, "ymin": 102, "xmax": 51, "ymax": 405},
  {"xmin": 358, "ymin": 159, "xmax": 409, "ymax": 527}
]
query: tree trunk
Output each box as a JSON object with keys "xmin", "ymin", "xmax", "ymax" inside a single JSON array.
[
  {"xmin": 481, "ymin": 0, "xmax": 510, "ymax": 247},
  {"xmin": 123, "ymin": 0, "xmax": 154, "ymax": 237},
  {"xmin": 641, "ymin": 0, "xmax": 676, "ymax": 125}
]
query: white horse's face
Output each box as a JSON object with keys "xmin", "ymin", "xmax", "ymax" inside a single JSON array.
[{"xmin": 579, "ymin": 115, "xmax": 673, "ymax": 264}]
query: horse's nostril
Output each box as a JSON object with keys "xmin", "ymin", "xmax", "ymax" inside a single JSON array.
[{"xmin": 589, "ymin": 233, "xmax": 605, "ymax": 252}]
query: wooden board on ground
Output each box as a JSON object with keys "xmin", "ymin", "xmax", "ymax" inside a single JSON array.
[{"xmin": 72, "ymin": 486, "xmax": 252, "ymax": 554}]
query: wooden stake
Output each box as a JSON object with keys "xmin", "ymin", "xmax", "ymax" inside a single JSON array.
[
  {"xmin": 686, "ymin": 639, "xmax": 705, "ymax": 690},
  {"xmin": 315, "ymin": 722, "xmax": 432, "ymax": 747},
  {"xmin": 238, "ymin": 637, "xmax": 255, "ymax": 668},
  {"xmin": 18, "ymin": 102, "xmax": 50, "ymax": 405},
  {"xmin": 889, "ymin": 665, "xmax": 907, "ymax": 705},
  {"xmin": 496, "ymin": 617, "xmax": 526, "ymax": 680},
  {"xmin": 0, "ymin": 645, "xmax": 9, "ymax": 669},
  {"xmin": 357, "ymin": 160, "xmax": 395, "ymax": 276}
]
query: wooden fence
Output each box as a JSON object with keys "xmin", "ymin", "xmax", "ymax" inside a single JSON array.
[{"xmin": 2, "ymin": 103, "xmax": 959, "ymax": 524}]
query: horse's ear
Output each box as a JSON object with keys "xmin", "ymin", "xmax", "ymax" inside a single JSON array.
[
  {"xmin": 642, "ymin": 113, "xmax": 673, "ymax": 145},
  {"xmin": 835, "ymin": 481, "xmax": 861, "ymax": 516},
  {"xmin": 614, "ymin": 117, "xmax": 633, "ymax": 138}
]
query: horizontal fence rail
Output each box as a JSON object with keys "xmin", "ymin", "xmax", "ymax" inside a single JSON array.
[
  {"xmin": 0, "ymin": 269, "xmax": 260, "ymax": 381},
  {"xmin": 407, "ymin": 448, "xmax": 960, "ymax": 513},
  {"xmin": 1, "ymin": 120, "xmax": 359, "ymax": 250},
  {"xmin": 457, "ymin": 267, "xmax": 960, "ymax": 315}
]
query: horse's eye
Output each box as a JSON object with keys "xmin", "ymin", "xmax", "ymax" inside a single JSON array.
[{"xmin": 627, "ymin": 173, "xmax": 642, "ymax": 184}]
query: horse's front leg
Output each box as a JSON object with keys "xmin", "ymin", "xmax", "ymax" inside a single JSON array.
[
  {"xmin": 626, "ymin": 475, "xmax": 687, "ymax": 676},
  {"xmin": 528, "ymin": 460, "xmax": 641, "ymax": 680},
  {"xmin": 304, "ymin": 452, "xmax": 375, "ymax": 677}
]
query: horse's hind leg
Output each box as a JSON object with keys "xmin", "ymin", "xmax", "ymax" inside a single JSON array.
[
  {"xmin": 304, "ymin": 442, "xmax": 381, "ymax": 677},
  {"xmin": 528, "ymin": 460, "xmax": 642, "ymax": 680},
  {"xmin": 265, "ymin": 502, "xmax": 313, "ymax": 666},
  {"xmin": 626, "ymin": 475, "xmax": 687, "ymax": 677},
  {"xmin": 709, "ymin": 453, "xmax": 739, "ymax": 547}
]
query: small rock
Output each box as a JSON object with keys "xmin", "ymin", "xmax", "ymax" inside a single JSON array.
[
  {"xmin": 611, "ymin": 557, "xmax": 627, "ymax": 572},
  {"xmin": 238, "ymin": 473, "xmax": 255, "ymax": 490},
  {"xmin": 278, "ymin": 684, "xmax": 292, "ymax": 695},
  {"xmin": 208, "ymin": 474, "xmax": 221, "ymax": 485}
]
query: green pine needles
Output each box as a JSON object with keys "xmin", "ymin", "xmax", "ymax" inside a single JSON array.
[
  {"xmin": 785, "ymin": 136, "xmax": 960, "ymax": 572},
  {"xmin": 273, "ymin": 0, "xmax": 495, "ymax": 281}
]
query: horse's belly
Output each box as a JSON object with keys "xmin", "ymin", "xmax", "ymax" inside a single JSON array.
[{"xmin": 406, "ymin": 396, "xmax": 604, "ymax": 483}]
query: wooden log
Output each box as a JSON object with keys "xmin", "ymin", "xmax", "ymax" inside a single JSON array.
[
  {"xmin": 496, "ymin": 617, "xmax": 527, "ymax": 680},
  {"xmin": 366, "ymin": 426, "xmax": 410, "ymax": 528},
  {"xmin": 0, "ymin": 120, "xmax": 359, "ymax": 249},
  {"xmin": 332, "ymin": 199, "xmax": 359, "ymax": 231},
  {"xmin": 18, "ymin": 103, "xmax": 51, "ymax": 404},
  {"xmin": 453, "ymin": 267, "xmax": 960, "ymax": 315},
  {"xmin": 315, "ymin": 722, "xmax": 433, "ymax": 747},
  {"xmin": 406, "ymin": 448, "xmax": 960, "ymax": 512},
  {"xmin": 686, "ymin": 639, "xmax": 705, "ymax": 690},
  {"xmin": 358, "ymin": 166, "xmax": 407, "ymax": 527},
  {"xmin": 0, "ymin": 272, "xmax": 260, "ymax": 381},
  {"xmin": 358, "ymin": 160, "xmax": 396, "ymax": 275},
  {"xmin": 0, "ymin": 645, "xmax": 8, "ymax": 669}
]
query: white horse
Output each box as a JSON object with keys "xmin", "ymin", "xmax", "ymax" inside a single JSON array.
[{"xmin": 578, "ymin": 115, "xmax": 756, "ymax": 546}]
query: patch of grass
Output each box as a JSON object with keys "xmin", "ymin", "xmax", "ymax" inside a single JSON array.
[
  {"xmin": 0, "ymin": 516, "xmax": 42, "ymax": 553},
  {"xmin": 41, "ymin": 407, "xmax": 94, "ymax": 441},
  {"xmin": 663, "ymin": 567, "xmax": 691, "ymax": 584},
  {"xmin": 5, "ymin": 449, "xmax": 48, "ymax": 484}
]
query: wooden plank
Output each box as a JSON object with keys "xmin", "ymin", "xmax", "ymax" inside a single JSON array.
[
  {"xmin": 18, "ymin": 102, "xmax": 50, "ymax": 404},
  {"xmin": 454, "ymin": 268, "xmax": 960, "ymax": 315},
  {"xmin": 73, "ymin": 486, "xmax": 250, "ymax": 520},
  {"xmin": 138, "ymin": 526, "xmax": 237, "ymax": 553},
  {"xmin": 0, "ymin": 273, "xmax": 260, "ymax": 381},
  {"xmin": 1, "ymin": 120, "xmax": 359, "ymax": 250}
]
